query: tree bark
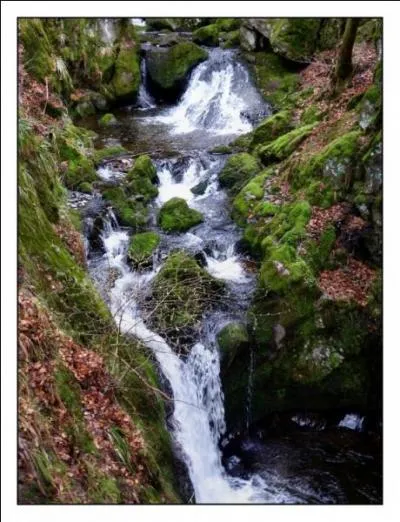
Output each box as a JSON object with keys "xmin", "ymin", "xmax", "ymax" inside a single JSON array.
[{"xmin": 333, "ymin": 18, "xmax": 360, "ymax": 91}]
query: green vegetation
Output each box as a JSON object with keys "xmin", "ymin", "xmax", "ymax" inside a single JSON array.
[
  {"xmin": 219, "ymin": 153, "xmax": 261, "ymax": 195},
  {"xmin": 258, "ymin": 124, "xmax": 316, "ymax": 163},
  {"xmin": 251, "ymin": 110, "xmax": 293, "ymax": 148},
  {"xmin": 158, "ymin": 198, "xmax": 203, "ymax": 233},
  {"xmin": 128, "ymin": 232, "xmax": 160, "ymax": 267},
  {"xmin": 99, "ymin": 113, "xmax": 118, "ymax": 126},
  {"xmin": 147, "ymin": 42, "xmax": 208, "ymax": 97},
  {"xmin": 149, "ymin": 252, "xmax": 223, "ymax": 341}
]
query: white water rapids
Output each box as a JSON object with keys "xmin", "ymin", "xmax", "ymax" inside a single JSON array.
[{"xmin": 86, "ymin": 50, "xmax": 294, "ymax": 503}]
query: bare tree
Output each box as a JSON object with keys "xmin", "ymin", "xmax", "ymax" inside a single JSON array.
[{"xmin": 332, "ymin": 18, "xmax": 360, "ymax": 93}]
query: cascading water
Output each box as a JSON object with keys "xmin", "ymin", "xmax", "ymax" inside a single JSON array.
[
  {"xmin": 151, "ymin": 48, "xmax": 269, "ymax": 135},
  {"xmin": 80, "ymin": 48, "xmax": 381, "ymax": 504},
  {"xmin": 137, "ymin": 59, "xmax": 156, "ymax": 110}
]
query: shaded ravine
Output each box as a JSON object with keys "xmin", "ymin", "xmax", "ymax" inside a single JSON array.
[
  {"xmin": 77, "ymin": 48, "xmax": 381, "ymax": 504},
  {"xmin": 85, "ymin": 49, "xmax": 277, "ymax": 503}
]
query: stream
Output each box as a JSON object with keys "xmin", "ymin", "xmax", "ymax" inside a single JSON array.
[{"xmin": 75, "ymin": 47, "xmax": 382, "ymax": 504}]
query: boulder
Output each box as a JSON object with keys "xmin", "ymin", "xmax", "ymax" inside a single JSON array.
[
  {"xmin": 128, "ymin": 231, "xmax": 160, "ymax": 268},
  {"xmin": 146, "ymin": 42, "xmax": 208, "ymax": 101},
  {"xmin": 158, "ymin": 198, "xmax": 203, "ymax": 233}
]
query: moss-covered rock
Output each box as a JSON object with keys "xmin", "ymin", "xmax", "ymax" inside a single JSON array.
[
  {"xmin": 158, "ymin": 198, "xmax": 203, "ymax": 233},
  {"xmin": 193, "ymin": 24, "xmax": 220, "ymax": 46},
  {"xmin": 295, "ymin": 130, "xmax": 362, "ymax": 204},
  {"xmin": 219, "ymin": 153, "xmax": 261, "ymax": 195},
  {"xmin": 125, "ymin": 155, "xmax": 159, "ymax": 202},
  {"xmin": 78, "ymin": 181, "xmax": 93, "ymax": 193},
  {"xmin": 250, "ymin": 110, "xmax": 293, "ymax": 148},
  {"xmin": 102, "ymin": 186, "xmax": 148, "ymax": 229},
  {"xmin": 217, "ymin": 322, "xmax": 249, "ymax": 372},
  {"xmin": 93, "ymin": 145, "xmax": 128, "ymax": 165},
  {"xmin": 148, "ymin": 252, "xmax": 223, "ymax": 351},
  {"xmin": 127, "ymin": 232, "xmax": 160, "ymax": 268},
  {"xmin": 220, "ymin": 30, "xmax": 240, "ymax": 49},
  {"xmin": 245, "ymin": 51, "xmax": 300, "ymax": 110},
  {"xmin": 232, "ymin": 170, "xmax": 272, "ymax": 225},
  {"xmin": 111, "ymin": 43, "xmax": 140, "ymax": 102},
  {"xmin": 258, "ymin": 123, "xmax": 316, "ymax": 164},
  {"xmin": 146, "ymin": 42, "xmax": 208, "ymax": 101},
  {"xmin": 246, "ymin": 18, "xmax": 322, "ymax": 62},
  {"xmin": 99, "ymin": 113, "xmax": 118, "ymax": 126}
]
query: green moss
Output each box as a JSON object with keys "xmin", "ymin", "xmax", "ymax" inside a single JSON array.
[
  {"xmin": 300, "ymin": 105, "xmax": 324, "ymax": 125},
  {"xmin": 305, "ymin": 224, "xmax": 336, "ymax": 272},
  {"xmin": 127, "ymin": 154, "xmax": 157, "ymax": 183},
  {"xmin": 93, "ymin": 145, "xmax": 127, "ymax": 165},
  {"xmin": 215, "ymin": 18, "xmax": 241, "ymax": 32},
  {"xmin": 128, "ymin": 232, "xmax": 160, "ymax": 267},
  {"xmin": 102, "ymin": 186, "xmax": 148, "ymax": 229},
  {"xmin": 295, "ymin": 130, "xmax": 362, "ymax": 193},
  {"xmin": 219, "ymin": 153, "xmax": 261, "ymax": 195},
  {"xmin": 209, "ymin": 144, "xmax": 232, "ymax": 154},
  {"xmin": 258, "ymin": 124, "xmax": 316, "ymax": 164},
  {"xmin": 217, "ymin": 323, "xmax": 249, "ymax": 371},
  {"xmin": 232, "ymin": 171, "xmax": 271, "ymax": 225},
  {"xmin": 111, "ymin": 43, "xmax": 140, "ymax": 100},
  {"xmin": 247, "ymin": 51, "xmax": 300, "ymax": 109},
  {"xmin": 193, "ymin": 24, "xmax": 220, "ymax": 46},
  {"xmin": 78, "ymin": 181, "xmax": 93, "ymax": 193},
  {"xmin": 149, "ymin": 252, "xmax": 223, "ymax": 336},
  {"xmin": 158, "ymin": 198, "xmax": 203, "ymax": 233},
  {"xmin": 263, "ymin": 18, "xmax": 321, "ymax": 62},
  {"xmin": 147, "ymin": 42, "xmax": 208, "ymax": 94},
  {"xmin": 251, "ymin": 110, "xmax": 293, "ymax": 148},
  {"xmin": 64, "ymin": 156, "xmax": 98, "ymax": 189},
  {"xmin": 99, "ymin": 113, "xmax": 118, "ymax": 126},
  {"xmin": 220, "ymin": 30, "xmax": 240, "ymax": 48}
]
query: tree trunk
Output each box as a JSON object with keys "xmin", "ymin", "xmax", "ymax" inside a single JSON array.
[{"xmin": 333, "ymin": 18, "xmax": 360, "ymax": 92}]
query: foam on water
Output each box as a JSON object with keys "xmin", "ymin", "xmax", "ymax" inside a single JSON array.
[{"xmin": 152, "ymin": 49, "xmax": 268, "ymax": 136}]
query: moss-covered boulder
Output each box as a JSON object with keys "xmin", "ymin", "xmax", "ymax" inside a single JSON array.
[
  {"xmin": 55, "ymin": 122, "xmax": 98, "ymax": 189},
  {"xmin": 217, "ymin": 323, "xmax": 249, "ymax": 373},
  {"xmin": 258, "ymin": 123, "xmax": 316, "ymax": 164},
  {"xmin": 128, "ymin": 232, "xmax": 160, "ymax": 268},
  {"xmin": 111, "ymin": 44, "xmax": 140, "ymax": 101},
  {"xmin": 295, "ymin": 130, "xmax": 362, "ymax": 206},
  {"xmin": 219, "ymin": 153, "xmax": 261, "ymax": 195},
  {"xmin": 148, "ymin": 252, "xmax": 223, "ymax": 352},
  {"xmin": 232, "ymin": 170, "xmax": 272, "ymax": 226},
  {"xmin": 246, "ymin": 18, "xmax": 321, "ymax": 62},
  {"xmin": 251, "ymin": 110, "xmax": 293, "ymax": 148},
  {"xmin": 126, "ymin": 155, "xmax": 158, "ymax": 202},
  {"xmin": 244, "ymin": 52, "xmax": 300, "ymax": 110},
  {"xmin": 102, "ymin": 186, "xmax": 148, "ymax": 229},
  {"xmin": 146, "ymin": 42, "xmax": 208, "ymax": 101},
  {"xmin": 193, "ymin": 24, "xmax": 220, "ymax": 46},
  {"xmin": 99, "ymin": 113, "xmax": 118, "ymax": 126},
  {"xmin": 158, "ymin": 198, "xmax": 203, "ymax": 233},
  {"xmin": 93, "ymin": 145, "xmax": 128, "ymax": 165}
]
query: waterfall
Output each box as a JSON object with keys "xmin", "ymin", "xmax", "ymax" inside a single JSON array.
[
  {"xmin": 153, "ymin": 48, "xmax": 269, "ymax": 135},
  {"xmin": 137, "ymin": 59, "xmax": 156, "ymax": 110}
]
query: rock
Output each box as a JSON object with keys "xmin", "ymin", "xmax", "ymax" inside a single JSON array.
[
  {"xmin": 239, "ymin": 24, "xmax": 258, "ymax": 51},
  {"xmin": 99, "ymin": 113, "xmax": 118, "ymax": 126},
  {"xmin": 158, "ymin": 198, "xmax": 203, "ymax": 233},
  {"xmin": 193, "ymin": 24, "xmax": 220, "ymax": 46},
  {"xmin": 111, "ymin": 42, "xmax": 140, "ymax": 102},
  {"xmin": 126, "ymin": 155, "xmax": 158, "ymax": 202},
  {"xmin": 101, "ymin": 186, "xmax": 148, "ymax": 230},
  {"xmin": 146, "ymin": 42, "xmax": 208, "ymax": 101},
  {"xmin": 127, "ymin": 231, "xmax": 160, "ymax": 268},
  {"xmin": 218, "ymin": 153, "xmax": 261, "ymax": 195},
  {"xmin": 217, "ymin": 323, "xmax": 249, "ymax": 372},
  {"xmin": 244, "ymin": 18, "xmax": 321, "ymax": 62},
  {"xmin": 191, "ymin": 180, "xmax": 208, "ymax": 196},
  {"xmin": 273, "ymin": 323, "xmax": 286, "ymax": 349},
  {"xmin": 250, "ymin": 110, "xmax": 293, "ymax": 148},
  {"xmin": 147, "ymin": 251, "xmax": 223, "ymax": 353}
]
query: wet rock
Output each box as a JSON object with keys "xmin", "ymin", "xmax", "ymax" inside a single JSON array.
[
  {"xmin": 191, "ymin": 180, "xmax": 208, "ymax": 196},
  {"xmin": 158, "ymin": 197, "xmax": 204, "ymax": 233}
]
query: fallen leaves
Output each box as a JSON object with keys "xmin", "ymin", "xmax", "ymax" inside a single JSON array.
[{"xmin": 318, "ymin": 257, "xmax": 376, "ymax": 306}]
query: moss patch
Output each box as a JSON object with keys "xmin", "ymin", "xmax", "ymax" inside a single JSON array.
[
  {"xmin": 158, "ymin": 198, "xmax": 203, "ymax": 233},
  {"xmin": 219, "ymin": 153, "xmax": 261, "ymax": 195},
  {"xmin": 128, "ymin": 232, "xmax": 160, "ymax": 267}
]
